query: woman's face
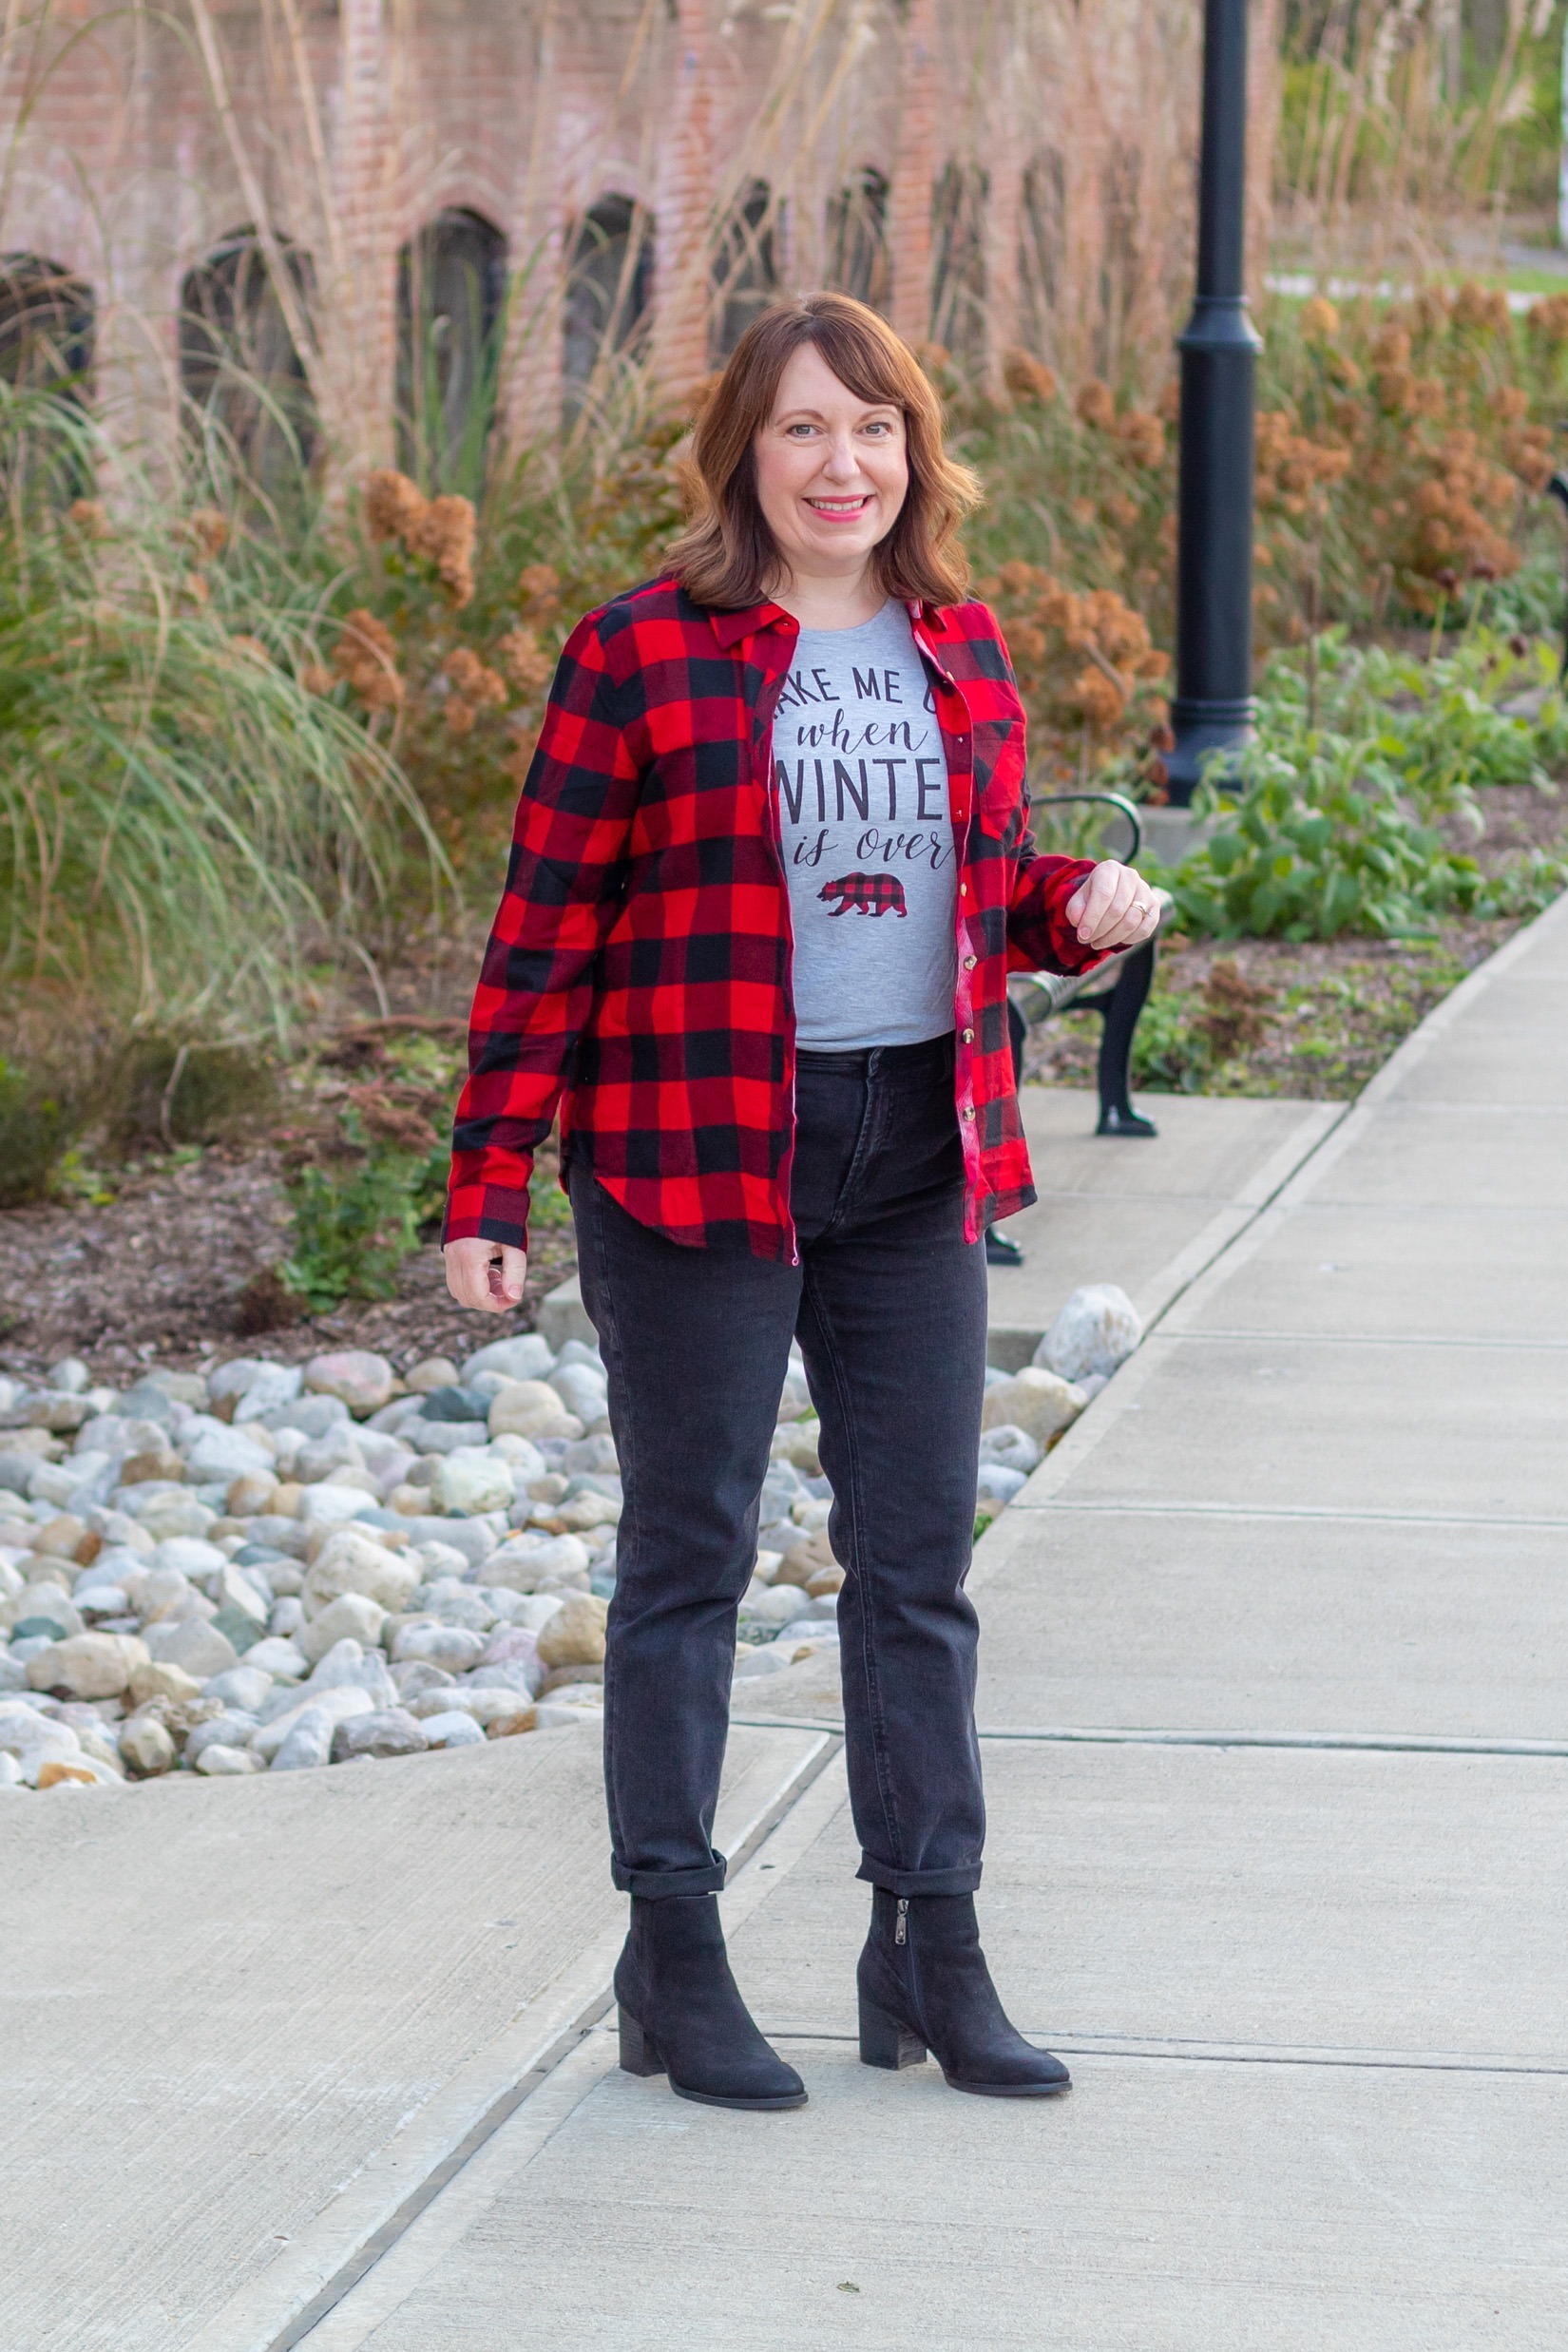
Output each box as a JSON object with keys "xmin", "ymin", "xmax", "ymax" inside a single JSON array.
[{"xmin": 752, "ymin": 343, "xmax": 908, "ymax": 587}]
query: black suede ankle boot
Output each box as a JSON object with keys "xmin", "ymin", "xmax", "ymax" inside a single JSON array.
[
  {"xmin": 615, "ymin": 1892, "xmax": 807, "ymax": 2111},
  {"xmin": 857, "ymin": 1888, "xmax": 1071, "ymax": 2098}
]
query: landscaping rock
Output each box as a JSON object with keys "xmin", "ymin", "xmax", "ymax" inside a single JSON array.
[
  {"xmin": 37, "ymin": 1757, "xmax": 120, "ymax": 1788},
  {"xmin": 294, "ymin": 1425, "xmax": 365, "ymax": 1483},
  {"xmin": 263, "ymin": 1395, "xmax": 350, "ymax": 1440},
  {"xmin": 391, "ymin": 1622, "xmax": 487, "ymax": 1673},
  {"xmin": 981, "ymin": 1367, "xmax": 1088, "ymax": 1448},
  {"xmin": 201, "ymin": 1666, "xmax": 275, "ymax": 1714},
  {"xmin": 225, "ymin": 1470, "xmax": 280, "ymax": 1519},
  {"xmin": 303, "ymin": 1634, "xmax": 397, "ymax": 1692},
  {"xmin": 195, "ymin": 1743, "xmax": 265, "ymax": 1776},
  {"xmin": 242, "ymin": 1635, "xmax": 308, "ymax": 1682},
  {"xmin": 119, "ymin": 1715, "xmax": 177, "ymax": 1777},
  {"xmin": 127, "ymin": 1660, "xmax": 204, "ymax": 1709},
  {"xmin": 231, "ymin": 1363, "xmax": 303, "ymax": 1424},
  {"xmin": 433, "ymin": 1447, "xmax": 516, "ymax": 1518},
  {"xmin": 395, "ymin": 1517, "xmax": 506, "ymax": 1569},
  {"xmin": 331, "ymin": 1707, "xmax": 428, "ymax": 1762},
  {"xmin": 303, "ymin": 1350, "xmax": 396, "ymax": 1417},
  {"xmin": 300, "ymin": 1528, "xmax": 420, "ymax": 1619},
  {"xmin": 11, "ymin": 1583, "xmax": 84, "ymax": 1638},
  {"xmin": 29, "ymin": 1632, "xmax": 149, "ymax": 1699},
  {"xmin": 296, "ymin": 1485, "xmax": 373, "ymax": 1532},
  {"xmin": 185, "ymin": 1713, "xmax": 259, "ymax": 1765},
  {"xmin": 125, "ymin": 1492, "xmax": 216, "ymax": 1542},
  {"xmin": 549, "ymin": 1363, "xmax": 608, "ymax": 1425},
  {"xmin": 1037, "ymin": 1283, "xmax": 1143, "ymax": 1385},
  {"xmin": 978, "ymin": 1424, "xmax": 1043, "ymax": 1477},
  {"xmin": 414, "ymin": 1386, "xmax": 493, "ymax": 1425},
  {"xmin": 31, "ymin": 1513, "xmax": 89, "ymax": 1560},
  {"xmin": 770, "ymin": 1422, "xmax": 822, "ymax": 1475},
  {"xmin": 143, "ymin": 1617, "xmax": 239, "ymax": 1680},
  {"xmin": 418, "ymin": 1709, "xmax": 486, "ymax": 1750},
  {"xmin": 299, "ymin": 1591, "xmax": 389, "ymax": 1663},
  {"xmin": 253, "ymin": 1683, "xmax": 373, "ymax": 1762},
  {"xmin": 462, "ymin": 1335, "xmax": 556, "ymax": 1386},
  {"xmin": 486, "ymin": 1703, "xmax": 539, "ymax": 1736},
  {"xmin": 185, "ymin": 1428, "xmax": 275, "ymax": 1484},
  {"xmin": 213, "ymin": 1561, "xmax": 269, "ymax": 1626},
  {"xmin": 407, "ymin": 1356, "xmax": 460, "ymax": 1393},
  {"xmin": 535, "ymin": 1594, "xmax": 609, "ymax": 1672},
  {"xmin": 399, "ymin": 1416, "xmax": 488, "ymax": 1456},
  {"xmin": 487, "ymin": 1379, "xmax": 573, "ymax": 1441},
  {"xmin": 270, "ymin": 1705, "xmax": 337, "ymax": 1771},
  {"xmin": 484, "ymin": 1534, "xmax": 590, "ymax": 1593}
]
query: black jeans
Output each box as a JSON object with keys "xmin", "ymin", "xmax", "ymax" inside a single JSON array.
[{"xmin": 570, "ymin": 1030, "xmax": 989, "ymax": 1902}]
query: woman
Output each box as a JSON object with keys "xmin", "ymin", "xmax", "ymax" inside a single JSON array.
[{"xmin": 444, "ymin": 292, "xmax": 1159, "ymax": 2113}]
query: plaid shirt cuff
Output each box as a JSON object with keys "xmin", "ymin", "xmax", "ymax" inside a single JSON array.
[
  {"xmin": 1007, "ymin": 855, "xmax": 1110, "ymax": 975},
  {"xmin": 442, "ymin": 1149, "xmax": 534, "ymax": 1253}
]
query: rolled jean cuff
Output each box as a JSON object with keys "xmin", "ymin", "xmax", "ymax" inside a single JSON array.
[
  {"xmin": 612, "ymin": 1853, "xmax": 728, "ymax": 1899},
  {"xmin": 856, "ymin": 1855, "xmax": 983, "ymax": 1898}
]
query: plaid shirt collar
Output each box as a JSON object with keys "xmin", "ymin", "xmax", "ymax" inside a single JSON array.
[{"xmin": 707, "ymin": 596, "xmax": 951, "ymax": 651}]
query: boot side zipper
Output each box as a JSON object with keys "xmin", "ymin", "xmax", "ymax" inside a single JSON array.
[{"xmin": 895, "ymin": 1898, "xmax": 908, "ymax": 1946}]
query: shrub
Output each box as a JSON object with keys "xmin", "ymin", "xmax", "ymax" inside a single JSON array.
[
  {"xmin": 0, "ymin": 1057, "xmax": 75, "ymax": 1205},
  {"xmin": 280, "ymin": 1153, "xmax": 430, "ymax": 1313},
  {"xmin": 1155, "ymin": 632, "xmax": 1568, "ymax": 942},
  {"xmin": 278, "ymin": 1075, "xmax": 449, "ymax": 1312}
]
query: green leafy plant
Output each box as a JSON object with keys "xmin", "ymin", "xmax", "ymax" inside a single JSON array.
[
  {"xmin": 1154, "ymin": 633, "xmax": 1567, "ymax": 943},
  {"xmin": 279, "ymin": 1107, "xmax": 447, "ymax": 1312}
]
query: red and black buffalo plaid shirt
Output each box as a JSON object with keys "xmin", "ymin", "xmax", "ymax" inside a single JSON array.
[{"xmin": 446, "ymin": 578, "xmax": 1104, "ymax": 1260}]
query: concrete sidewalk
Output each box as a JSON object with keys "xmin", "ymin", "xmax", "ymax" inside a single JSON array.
[
  {"xmin": 1, "ymin": 1722, "xmax": 832, "ymax": 2352},
  {"xmin": 296, "ymin": 899, "xmax": 1568, "ymax": 2351}
]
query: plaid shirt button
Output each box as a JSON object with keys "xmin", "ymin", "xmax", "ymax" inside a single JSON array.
[{"xmin": 963, "ymin": 955, "xmax": 977, "ymax": 969}]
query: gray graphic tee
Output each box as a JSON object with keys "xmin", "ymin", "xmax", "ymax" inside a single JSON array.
[{"xmin": 773, "ymin": 602, "xmax": 958, "ymax": 1050}]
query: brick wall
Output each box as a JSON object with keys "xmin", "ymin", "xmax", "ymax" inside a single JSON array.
[{"xmin": 0, "ymin": 0, "xmax": 1262, "ymax": 459}]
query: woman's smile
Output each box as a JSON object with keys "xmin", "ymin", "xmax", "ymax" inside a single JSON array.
[{"xmin": 804, "ymin": 492, "xmax": 875, "ymax": 520}]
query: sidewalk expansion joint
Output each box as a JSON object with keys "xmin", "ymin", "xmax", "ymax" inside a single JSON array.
[
  {"xmin": 968, "ymin": 1726, "xmax": 1568, "ymax": 1757},
  {"xmin": 1167, "ymin": 1327, "xmax": 1568, "ymax": 1351},
  {"xmin": 734, "ymin": 1717, "xmax": 1568, "ymax": 1757},
  {"xmin": 1025, "ymin": 1499, "xmax": 1568, "ymax": 1531},
  {"xmin": 758, "ymin": 2031, "xmax": 1568, "ymax": 2077}
]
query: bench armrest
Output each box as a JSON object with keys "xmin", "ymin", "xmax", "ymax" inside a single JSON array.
[{"xmin": 1028, "ymin": 789, "xmax": 1144, "ymax": 866}]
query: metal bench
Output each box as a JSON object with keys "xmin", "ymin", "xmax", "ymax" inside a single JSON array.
[{"xmin": 1006, "ymin": 790, "xmax": 1175, "ymax": 1141}]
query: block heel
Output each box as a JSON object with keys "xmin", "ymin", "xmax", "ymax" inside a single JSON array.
[
  {"xmin": 857, "ymin": 1888, "xmax": 1072, "ymax": 2097},
  {"xmin": 612, "ymin": 1896, "xmax": 807, "ymax": 2109},
  {"xmin": 858, "ymin": 1987, "xmax": 928, "ymax": 2072},
  {"xmin": 618, "ymin": 2005, "xmax": 663, "ymax": 2078}
]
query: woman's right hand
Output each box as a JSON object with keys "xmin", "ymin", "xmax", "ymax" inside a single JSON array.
[{"xmin": 443, "ymin": 1238, "xmax": 527, "ymax": 1314}]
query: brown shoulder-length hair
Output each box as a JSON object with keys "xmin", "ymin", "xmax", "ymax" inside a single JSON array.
[{"xmin": 665, "ymin": 292, "xmax": 981, "ymax": 612}]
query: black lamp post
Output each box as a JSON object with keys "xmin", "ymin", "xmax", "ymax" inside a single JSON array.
[{"xmin": 1166, "ymin": 0, "xmax": 1261, "ymax": 806}]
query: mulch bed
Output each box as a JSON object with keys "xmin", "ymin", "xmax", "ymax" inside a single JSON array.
[{"xmin": 0, "ymin": 1142, "xmax": 579, "ymax": 1386}]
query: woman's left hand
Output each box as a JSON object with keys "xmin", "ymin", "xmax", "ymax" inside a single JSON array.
[{"xmin": 1064, "ymin": 861, "xmax": 1161, "ymax": 953}]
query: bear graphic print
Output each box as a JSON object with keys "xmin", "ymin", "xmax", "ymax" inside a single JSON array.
[{"xmin": 774, "ymin": 602, "xmax": 958, "ymax": 1050}]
